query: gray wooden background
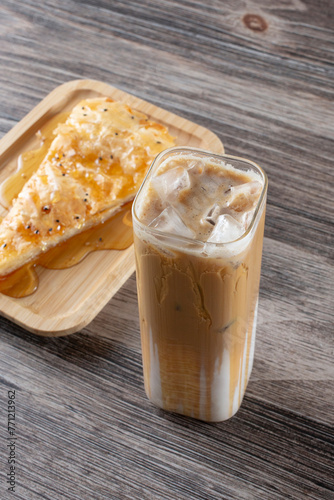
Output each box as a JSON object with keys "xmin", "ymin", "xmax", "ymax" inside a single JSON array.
[{"xmin": 0, "ymin": 1, "xmax": 333, "ymax": 499}]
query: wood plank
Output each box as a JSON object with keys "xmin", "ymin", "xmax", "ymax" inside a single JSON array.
[
  {"xmin": 0, "ymin": 0, "xmax": 333, "ymax": 498},
  {"xmin": 1, "ymin": 320, "xmax": 333, "ymax": 499}
]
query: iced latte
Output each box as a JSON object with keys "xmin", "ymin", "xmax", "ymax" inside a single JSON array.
[{"xmin": 132, "ymin": 148, "xmax": 267, "ymax": 422}]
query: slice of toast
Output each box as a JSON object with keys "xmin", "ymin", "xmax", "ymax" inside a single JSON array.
[{"xmin": 0, "ymin": 98, "xmax": 175, "ymax": 276}]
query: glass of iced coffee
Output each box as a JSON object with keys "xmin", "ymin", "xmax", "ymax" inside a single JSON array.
[{"xmin": 132, "ymin": 147, "xmax": 267, "ymax": 422}]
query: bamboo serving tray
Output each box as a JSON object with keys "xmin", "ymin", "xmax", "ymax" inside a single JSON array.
[{"xmin": 0, "ymin": 79, "xmax": 224, "ymax": 336}]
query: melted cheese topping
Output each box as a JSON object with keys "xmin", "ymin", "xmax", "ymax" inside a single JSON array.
[{"xmin": 0, "ymin": 98, "xmax": 175, "ymax": 276}]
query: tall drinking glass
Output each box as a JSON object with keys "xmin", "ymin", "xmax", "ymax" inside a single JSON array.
[{"xmin": 132, "ymin": 147, "xmax": 267, "ymax": 422}]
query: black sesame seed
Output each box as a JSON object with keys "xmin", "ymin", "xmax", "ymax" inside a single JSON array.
[
  {"xmin": 83, "ymin": 113, "xmax": 87, "ymax": 116},
  {"xmin": 75, "ymin": 216, "xmax": 80, "ymax": 219},
  {"xmin": 58, "ymin": 163, "xmax": 62, "ymax": 167},
  {"xmin": 131, "ymin": 116, "xmax": 134, "ymax": 119},
  {"xmin": 103, "ymin": 108, "xmax": 107, "ymax": 112},
  {"xmin": 99, "ymin": 237, "xmax": 102, "ymax": 242},
  {"xmin": 82, "ymin": 106, "xmax": 85, "ymax": 110},
  {"xmin": 56, "ymin": 219, "xmax": 60, "ymax": 223},
  {"xmin": 84, "ymin": 198, "xmax": 87, "ymax": 202},
  {"xmin": 99, "ymin": 157, "xmax": 103, "ymax": 160},
  {"xmin": 156, "ymin": 141, "xmax": 161, "ymax": 144},
  {"xmin": 26, "ymin": 225, "xmax": 31, "ymax": 229},
  {"xmin": 48, "ymin": 228, "xmax": 52, "ymax": 231},
  {"xmin": 35, "ymin": 230, "xmax": 39, "ymax": 234},
  {"xmin": 115, "ymin": 132, "xmax": 118, "ymax": 136},
  {"xmin": 3, "ymin": 243, "xmax": 7, "ymax": 248},
  {"xmin": 110, "ymin": 155, "xmax": 113, "ymax": 159},
  {"xmin": 63, "ymin": 153, "xmax": 65, "ymax": 157},
  {"xmin": 62, "ymin": 173, "xmax": 65, "ymax": 176}
]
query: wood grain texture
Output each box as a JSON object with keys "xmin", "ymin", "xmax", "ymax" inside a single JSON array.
[{"xmin": 0, "ymin": 0, "xmax": 333, "ymax": 499}]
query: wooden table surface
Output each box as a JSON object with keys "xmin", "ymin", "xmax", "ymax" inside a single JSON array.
[{"xmin": 0, "ymin": 1, "xmax": 333, "ymax": 499}]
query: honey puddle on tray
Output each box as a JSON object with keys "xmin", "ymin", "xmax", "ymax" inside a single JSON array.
[{"xmin": 0, "ymin": 113, "xmax": 133, "ymax": 298}]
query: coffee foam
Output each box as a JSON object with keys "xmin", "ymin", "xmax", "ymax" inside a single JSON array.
[{"xmin": 134, "ymin": 153, "xmax": 264, "ymax": 260}]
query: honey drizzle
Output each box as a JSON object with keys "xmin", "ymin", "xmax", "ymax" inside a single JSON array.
[
  {"xmin": 0, "ymin": 113, "xmax": 133, "ymax": 298},
  {"xmin": 0, "ymin": 112, "xmax": 70, "ymax": 209}
]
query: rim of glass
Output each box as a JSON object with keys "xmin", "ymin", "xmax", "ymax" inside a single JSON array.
[{"xmin": 132, "ymin": 146, "xmax": 268, "ymax": 246}]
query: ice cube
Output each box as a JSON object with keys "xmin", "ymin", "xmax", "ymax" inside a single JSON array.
[
  {"xmin": 240, "ymin": 210, "xmax": 254, "ymax": 229},
  {"xmin": 227, "ymin": 181, "xmax": 262, "ymax": 212},
  {"xmin": 207, "ymin": 214, "xmax": 244, "ymax": 243},
  {"xmin": 200, "ymin": 203, "xmax": 221, "ymax": 226},
  {"xmin": 184, "ymin": 160, "xmax": 198, "ymax": 171},
  {"xmin": 151, "ymin": 167, "xmax": 191, "ymax": 202},
  {"xmin": 149, "ymin": 206, "xmax": 195, "ymax": 239}
]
